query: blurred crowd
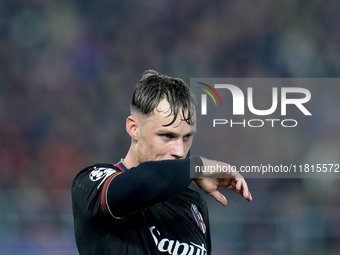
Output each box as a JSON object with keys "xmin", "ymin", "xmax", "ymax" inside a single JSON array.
[{"xmin": 1, "ymin": 0, "xmax": 340, "ymax": 254}]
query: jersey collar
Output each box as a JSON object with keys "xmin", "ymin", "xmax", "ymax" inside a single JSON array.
[{"xmin": 114, "ymin": 158, "xmax": 129, "ymax": 172}]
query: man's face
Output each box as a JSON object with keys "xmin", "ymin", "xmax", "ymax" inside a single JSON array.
[{"xmin": 135, "ymin": 99, "xmax": 196, "ymax": 163}]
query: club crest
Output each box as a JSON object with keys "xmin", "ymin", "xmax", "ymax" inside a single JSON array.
[{"xmin": 191, "ymin": 204, "xmax": 206, "ymax": 234}]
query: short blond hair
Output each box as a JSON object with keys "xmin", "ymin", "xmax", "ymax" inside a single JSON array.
[{"xmin": 130, "ymin": 70, "xmax": 197, "ymax": 126}]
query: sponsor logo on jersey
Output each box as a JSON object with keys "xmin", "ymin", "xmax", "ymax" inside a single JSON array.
[
  {"xmin": 191, "ymin": 204, "xmax": 206, "ymax": 234},
  {"xmin": 149, "ymin": 226, "xmax": 207, "ymax": 255},
  {"xmin": 89, "ymin": 167, "xmax": 116, "ymax": 189}
]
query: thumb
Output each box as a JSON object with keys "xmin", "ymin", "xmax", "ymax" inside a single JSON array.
[{"xmin": 208, "ymin": 190, "xmax": 228, "ymax": 207}]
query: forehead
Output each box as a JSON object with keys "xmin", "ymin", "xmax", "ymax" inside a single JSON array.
[{"xmin": 145, "ymin": 99, "xmax": 196, "ymax": 131}]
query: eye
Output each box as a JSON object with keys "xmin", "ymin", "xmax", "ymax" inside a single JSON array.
[
  {"xmin": 183, "ymin": 133, "xmax": 193, "ymax": 141},
  {"xmin": 161, "ymin": 133, "xmax": 174, "ymax": 139}
]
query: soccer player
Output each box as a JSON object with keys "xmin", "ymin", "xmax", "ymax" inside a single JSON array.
[{"xmin": 72, "ymin": 70, "xmax": 252, "ymax": 255}]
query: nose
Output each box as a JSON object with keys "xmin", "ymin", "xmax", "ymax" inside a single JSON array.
[{"xmin": 170, "ymin": 139, "xmax": 186, "ymax": 159}]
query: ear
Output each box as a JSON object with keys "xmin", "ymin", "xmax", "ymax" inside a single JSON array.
[{"xmin": 126, "ymin": 115, "xmax": 138, "ymax": 141}]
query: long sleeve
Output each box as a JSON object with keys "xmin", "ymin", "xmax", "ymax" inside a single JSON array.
[{"xmin": 104, "ymin": 157, "xmax": 203, "ymax": 218}]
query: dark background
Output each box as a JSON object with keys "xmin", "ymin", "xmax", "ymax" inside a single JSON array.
[{"xmin": 1, "ymin": 1, "xmax": 340, "ymax": 254}]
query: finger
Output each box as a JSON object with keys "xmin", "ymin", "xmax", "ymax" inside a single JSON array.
[
  {"xmin": 235, "ymin": 178, "xmax": 242, "ymax": 191},
  {"xmin": 226, "ymin": 184, "xmax": 235, "ymax": 190},
  {"xmin": 239, "ymin": 179, "xmax": 252, "ymax": 201},
  {"xmin": 208, "ymin": 190, "xmax": 228, "ymax": 207},
  {"xmin": 223, "ymin": 178, "xmax": 253, "ymax": 202},
  {"xmin": 226, "ymin": 181, "xmax": 241, "ymax": 193},
  {"xmin": 226, "ymin": 179, "xmax": 241, "ymax": 190},
  {"xmin": 247, "ymin": 191, "xmax": 253, "ymax": 201},
  {"xmin": 230, "ymin": 179, "xmax": 253, "ymax": 202},
  {"xmin": 243, "ymin": 187, "xmax": 253, "ymax": 201}
]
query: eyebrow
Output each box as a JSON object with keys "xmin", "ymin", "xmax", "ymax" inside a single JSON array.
[{"xmin": 157, "ymin": 130, "xmax": 196, "ymax": 137}]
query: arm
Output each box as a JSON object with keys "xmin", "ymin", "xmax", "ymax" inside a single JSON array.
[
  {"xmin": 105, "ymin": 156, "xmax": 251, "ymax": 218},
  {"xmin": 105, "ymin": 157, "xmax": 203, "ymax": 218}
]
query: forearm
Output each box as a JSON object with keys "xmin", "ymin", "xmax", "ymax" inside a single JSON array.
[{"xmin": 106, "ymin": 156, "xmax": 203, "ymax": 217}]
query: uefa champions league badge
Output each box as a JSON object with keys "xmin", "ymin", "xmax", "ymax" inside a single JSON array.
[
  {"xmin": 191, "ymin": 204, "xmax": 206, "ymax": 234},
  {"xmin": 89, "ymin": 167, "xmax": 116, "ymax": 188}
]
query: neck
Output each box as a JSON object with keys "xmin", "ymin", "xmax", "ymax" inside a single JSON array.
[{"xmin": 123, "ymin": 145, "xmax": 138, "ymax": 169}]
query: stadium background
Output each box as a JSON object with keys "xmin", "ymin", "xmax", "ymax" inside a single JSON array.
[{"xmin": 1, "ymin": 0, "xmax": 340, "ymax": 254}]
